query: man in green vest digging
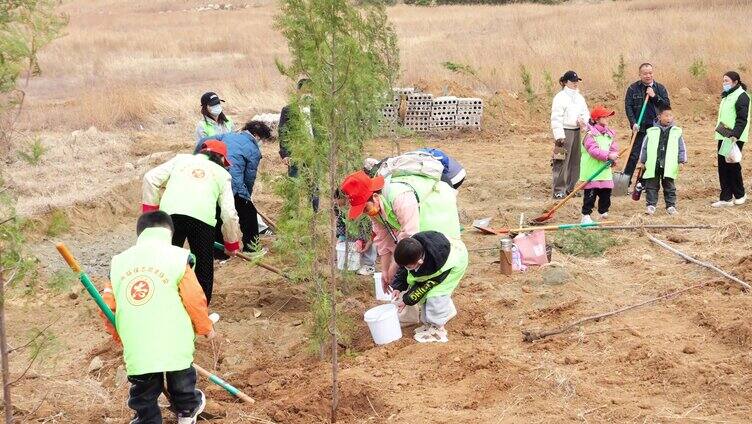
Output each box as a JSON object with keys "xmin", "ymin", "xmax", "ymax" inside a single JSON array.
[
  {"xmin": 390, "ymin": 231, "xmax": 468, "ymax": 343},
  {"xmin": 101, "ymin": 211, "xmax": 215, "ymax": 424},
  {"xmin": 637, "ymin": 106, "xmax": 687, "ymax": 215}
]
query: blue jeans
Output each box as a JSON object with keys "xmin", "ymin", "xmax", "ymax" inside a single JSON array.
[{"xmin": 127, "ymin": 367, "xmax": 201, "ymax": 423}]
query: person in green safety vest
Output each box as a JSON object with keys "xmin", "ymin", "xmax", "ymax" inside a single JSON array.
[
  {"xmin": 712, "ymin": 71, "xmax": 750, "ymax": 207},
  {"xmin": 142, "ymin": 140, "xmax": 241, "ymax": 304},
  {"xmin": 195, "ymin": 91, "xmax": 234, "ymax": 144},
  {"xmin": 101, "ymin": 211, "xmax": 215, "ymax": 424},
  {"xmin": 390, "ymin": 231, "xmax": 468, "ymax": 343},
  {"xmin": 340, "ymin": 170, "xmax": 461, "ymax": 295},
  {"xmin": 637, "ymin": 106, "xmax": 688, "ymax": 216},
  {"xmin": 579, "ymin": 105, "xmax": 620, "ymax": 224}
]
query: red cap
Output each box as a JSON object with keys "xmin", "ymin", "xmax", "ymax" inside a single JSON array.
[
  {"xmin": 340, "ymin": 171, "xmax": 385, "ymax": 219},
  {"xmin": 590, "ymin": 105, "xmax": 616, "ymax": 121},
  {"xmin": 201, "ymin": 140, "xmax": 231, "ymax": 167}
]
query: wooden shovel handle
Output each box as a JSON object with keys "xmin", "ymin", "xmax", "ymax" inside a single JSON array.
[
  {"xmin": 256, "ymin": 209, "xmax": 277, "ymax": 230},
  {"xmin": 55, "ymin": 243, "xmax": 81, "ymax": 273}
]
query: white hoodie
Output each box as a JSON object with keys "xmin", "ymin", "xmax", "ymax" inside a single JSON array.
[{"xmin": 550, "ymin": 87, "xmax": 590, "ymax": 140}]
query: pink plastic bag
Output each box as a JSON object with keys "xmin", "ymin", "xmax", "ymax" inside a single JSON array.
[{"xmin": 513, "ymin": 230, "xmax": 549, "ymax": 266}]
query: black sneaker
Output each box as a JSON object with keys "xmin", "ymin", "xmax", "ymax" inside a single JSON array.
[{"xmin": 177, "ymin": 390, "xmax": 206, "ymax": 424}]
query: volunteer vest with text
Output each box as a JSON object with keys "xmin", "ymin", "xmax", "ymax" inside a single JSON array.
[
  {"xmin": 407, "ymin": 238, "xmax": 469, "ymax": 300},
  {"xmin": 579, "ymin": 133, "xmax": 614, "ymax": 181},
  {"xmin": 643, "ymin": 126, "xmax": 682, "ymax": 179},
  {"xmin": 381, "ymin": 175, "xmax": 461, "ymax": 239},
  {"xmin": 202, "ymin": 117, "xmax": 234, "ymax": 138},
  {"xmin": 109, "ymin": 228, "xmax": 195, "ymax": 376},
  {"xmin": 159, "ymin": 154, "xmax": 228, "ymax": 226},
  {"xmin": 715, "ymin": 87, "xmax": 749, "ymax": 142}
]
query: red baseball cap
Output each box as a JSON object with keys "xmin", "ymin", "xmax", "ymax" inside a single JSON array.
[
  {"xmin": 201, "ymin": 140, "xmax": 231, "ymax": 167},
  {"xmin": 590, "ymin": 105, "xmax": 616, "ymax": 121},
  {"xmin": 340, "ymin": 171, "xmax": 385, "ymax": 219}
]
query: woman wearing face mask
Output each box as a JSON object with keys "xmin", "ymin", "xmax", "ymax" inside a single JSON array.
[
  {"xmin": 712, "ymin": 71, "xmax": 750, "ymax": 207},
  {"xmin": 196, "ymin": 92, "xmax": 235, "ymax": 144},
  {"xmin": 550, "ymin": 71, "xmax": 590, "ymax": 199}
]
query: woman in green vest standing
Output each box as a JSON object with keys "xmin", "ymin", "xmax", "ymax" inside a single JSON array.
[
  {"xmin": 713, "ymin": 71, "xmax": 750, "ymax": 207},
  {"xmin": 195, "ymin": 91, "xmax": 235, "ymax": 144}
]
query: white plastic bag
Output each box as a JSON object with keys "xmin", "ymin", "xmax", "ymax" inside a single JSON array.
[{"xmin": 726, "ymin": 143, "xmax": 742, "ymax": 163}]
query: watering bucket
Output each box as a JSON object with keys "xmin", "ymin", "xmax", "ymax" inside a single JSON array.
[
  {"xmin": 373, "ymin": 272, "xmax": 392, "ymax": 302},
  {"xmin": 336, "ymin": 242, "xmax": 360, "ymax": 271},
  {"xmin": 363, "ymin": 303, "xmax": 402, "ymax": 345}
]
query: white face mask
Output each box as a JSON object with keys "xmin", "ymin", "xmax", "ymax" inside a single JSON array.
[
  {"xmin": 723, "ymin": 83, "xmax": 734, "ymax": 92},
  {"xmin": 209, "ymin": 104, "xmax": 223, "ymax": 116}
]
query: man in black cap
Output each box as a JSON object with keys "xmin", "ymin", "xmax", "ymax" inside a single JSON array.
[
  {"xmin": 624, "ymin": 63, "xmax": 671, "ymax": 177},
  {"xmin": 550, "ymin": 70, "xmax": 590, "ymax": 198}
]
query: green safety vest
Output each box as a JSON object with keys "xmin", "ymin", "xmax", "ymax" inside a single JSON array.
[
  {"xmin": 202, "ymin": 117, "xmax": 234, "ymax": 138},
  {"xmin": 380, "ymin": 175, "xmax": 461, "ymax": 239},
  {"xmin": 716, "ymin": 87, "xmax": 749, "ymax": 143},
  {"xmin": 579, "ymin": 133, "xmax": 614, "ymax": 182},
  {"xmin": 643, "ymin": 126, "xmax": 682, "ymax": 179},
  {"xmin": 159, "ymin": 154, "xmax": 229, "ymax": 226},
  {"xmin": 109, "ymin": 227, "xmax": 195, "ymax": 376},
  {"xmin": 407, "ymin": 237, "xmax": 469, "ymax": 301}
]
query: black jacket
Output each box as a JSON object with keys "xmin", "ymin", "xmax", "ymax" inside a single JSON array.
[
  {"xmin": 625, "ymin": 81, "xmax": 670, "ymax": 131},
  {"xmin": 391, "ymin": 231, "xmax": 452, "ymax": 305},
  {"xmin": 717, "ymin": 86, "xmax": 750, "ymax": 139},
  {"xmin": 278, "ymin": 105, "xmax": 292, "ymax": 159}
]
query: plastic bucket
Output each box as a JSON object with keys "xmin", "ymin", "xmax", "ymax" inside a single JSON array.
[
  {"xmin": 336, "ymin": 242, "xmax": 360, "ymax": 271},
  {"xmin": 373, "ymin": 272, "xmax": 392, "ymax": 302},
  {"xmin": 363, "ymin": 303, "xmax": 402, "ymax": 345}
]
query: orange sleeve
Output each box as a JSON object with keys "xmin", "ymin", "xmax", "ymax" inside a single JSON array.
[
  {"xmin": 178, "ymin": 266, "xmax": 213, "ymax": 336},
  {"xmin": 100, "ymin": 282, "xmax": 121, "ymax": 344}
]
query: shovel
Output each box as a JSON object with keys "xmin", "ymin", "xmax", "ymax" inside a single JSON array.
[
  {"xmin": 613, "ymin": 96, "xmax": 650, "ymax": 196},
  {"xmin": 475, "ymin": 221, "xmax": 613, "ymax": 235}
]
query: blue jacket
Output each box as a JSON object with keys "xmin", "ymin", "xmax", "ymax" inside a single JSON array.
[{"xmin": 196, "ymin": 131, "xmax": 262, "ymax": 201}]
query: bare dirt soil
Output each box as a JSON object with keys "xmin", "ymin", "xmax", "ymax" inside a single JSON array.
[{"xmin": 6, "ymin": 92, "xmax": 752, "ymax": 423}]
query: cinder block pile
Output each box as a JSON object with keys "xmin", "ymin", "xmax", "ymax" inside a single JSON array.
[{"xmin": 379, "ymin": 88, "xmax": 483, "ymax": 134}]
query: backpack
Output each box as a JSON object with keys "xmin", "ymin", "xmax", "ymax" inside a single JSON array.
[{"xmin": 370, "ymin": 150, "xmax": 444, "ymax": 180}]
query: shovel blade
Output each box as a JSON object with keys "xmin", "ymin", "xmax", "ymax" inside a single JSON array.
[{"xmin": 613, "ymin": 171, "xmax": 631, "ymax": 196}]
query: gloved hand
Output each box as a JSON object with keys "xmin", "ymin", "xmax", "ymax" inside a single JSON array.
[
  {"xmin": 632, "ymin": 123, "xmax": 640, "ymax": 133},
  {"xmin": 224, "ymin": 241, "xmax": 240, "ymax": 257}
]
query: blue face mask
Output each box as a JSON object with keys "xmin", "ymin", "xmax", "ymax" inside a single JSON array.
[{"xmin": 723, "ymin": 83, "xmax": 733, "ymax": 92}]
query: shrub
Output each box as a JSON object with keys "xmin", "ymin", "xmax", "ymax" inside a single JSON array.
[
  {"xmin": 612, "ymin": 54, "xmax": 626, "ymax": 90},
  {"xmin": 520, "ymin": 64, "xmax": 535, "ymax": 103},
  {"xmin": 17, "ymin": 138, "xmax": 46, "ymax": 165},
  {"xmin": 689, "ymin": 58, "xmax": 708, "ymax": 79}
]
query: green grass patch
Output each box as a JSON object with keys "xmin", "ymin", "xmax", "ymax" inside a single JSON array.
[
  {"xmin": 45, "ymin": 210, "xmax": 70, "ymax": 237},
  {"xmin": 48, "ymin": 268, "xmax": 77, "ymax": 293},
  {"xmin": 553, "ymin": 229, "xmax": 618, "ymax": 257}
]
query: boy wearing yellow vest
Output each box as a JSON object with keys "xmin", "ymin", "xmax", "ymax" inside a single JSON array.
[
  {"xmin": 391, "ymin": 231, "xmax": 468, "ymax": 343},
  {"xmin": 638, "ymin": 106, "xmax": 688, "ymax": 215},
  {"xmin": 142, "ymin": 140, "xmax": 241, "ymax": 304},
  {"xmin": 101, "ymin": 211, "xmax": 215, "ymax": 424}
]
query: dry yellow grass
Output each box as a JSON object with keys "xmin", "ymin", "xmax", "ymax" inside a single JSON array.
[{"xmin": 18, "ymin": 0, "xmax": 752, "ymax": 132}]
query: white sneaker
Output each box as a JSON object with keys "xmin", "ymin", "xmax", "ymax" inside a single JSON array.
[
  {"xmin": 177, "ymin": 390, "xmax": 205, "ymax": 424},
  {"xmin": 666, "ymin": 206, "xmax": 678, "ymax": 215},
  {"xmin": 356, "ymin": 265, "xmax": 375, "ymax": 276},
  {"xmin": 581, "ymin": 215, "xmax": 593, "ymax": 224},
  {"xmin": 711, "ymin": 200, "xmax": 734, "ymax": 208},
  {"xmin": 734, "ymin": 195, "xmax": 747, "ymax": 205},
  {"xmin": 413, "ymin": 325, "xmax": 448, "ymax": 343},
  {"xmin": 600, "ymin": 212, "xmax": 609, "ymax": 220},
  {"xmin": 413, "ymin": 324, "xmax": 431, "ymax": 334},
  {"xmin": 646, "ymin": 205, "xmax": 656, "ymax": 215}
]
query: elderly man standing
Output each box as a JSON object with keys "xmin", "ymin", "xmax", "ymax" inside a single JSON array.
[{"xmin": 624, "ymin": 63, "xmax": 671, "ymax": 177}]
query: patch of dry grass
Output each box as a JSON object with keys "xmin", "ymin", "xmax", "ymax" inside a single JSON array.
[{"xmin": 16, "ymin": 0, "xmax": 752, "ymax": 132}]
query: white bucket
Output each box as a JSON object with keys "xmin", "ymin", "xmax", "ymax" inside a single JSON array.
[
  {"xmin": 336, "ymin": 242, "xmax": 360, "ymax": 271},
  {"xmin": 373, "ymin": 272, "xmax": 392, "ymax": 302},
  {"xmin": 363, "ymin": 303, "xmax": 402, "ymax": 345}
]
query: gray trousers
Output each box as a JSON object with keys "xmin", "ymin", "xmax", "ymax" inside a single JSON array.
[
  {"xmin": 645, "ymin": 174, "xmax": 677, "ymax": 208},
  {"xmin": 420, "ymin": 295, "xmax": 457, "ymax": 327},
  {"xmin": 552, "ymin": 128, "xmax": 582, "ymax": 195}
]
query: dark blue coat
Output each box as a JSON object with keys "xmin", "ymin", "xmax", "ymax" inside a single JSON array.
[{"xmin": 196, "ymin": 131, "xmax": 261, "ymax": 201}]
